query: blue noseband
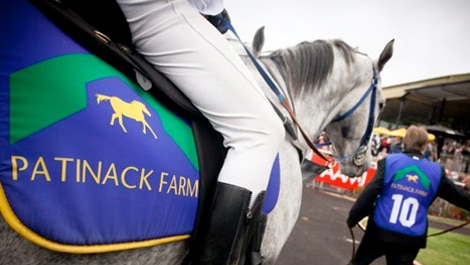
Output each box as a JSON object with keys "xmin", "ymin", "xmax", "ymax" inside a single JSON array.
[{"xmin": 333, "ymin": 66, "xmax": 378, "ymax": 166}]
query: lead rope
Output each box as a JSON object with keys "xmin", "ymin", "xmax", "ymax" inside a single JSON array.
[
  {"xmin": 354, "ymin": 218, "xmax": 470, "ymax": 237},
  {"xmin": 349, "ymin": 219, "xmax": 470, "ymax": 262},
  {"xmin": 427, "ymin": 220, "xmax": 470, "ymax": 237},
  {"xmin": 223, "ymin": 20, "xmax": 333, "ymax": 168},
  {"xmin": 349, "ymin": 226, "xmax": 356, "ymax": 261}
]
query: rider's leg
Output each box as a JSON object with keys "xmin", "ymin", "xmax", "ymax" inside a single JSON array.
[{"xmin": 116, "ymin": 0, "xmax": 284, "ymax": 263}]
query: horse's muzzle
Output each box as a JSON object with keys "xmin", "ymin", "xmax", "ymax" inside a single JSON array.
[{"xmin": 353, "ymin": 145, "xmax": 367, "ymax": 167}]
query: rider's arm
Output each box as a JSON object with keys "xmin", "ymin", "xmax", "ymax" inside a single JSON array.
[
  {"xmin": 187, "ymin": 0, "xmax": 230, "ymax": 34},
  {"xmin": 187, "ymin": 0, "xmax": 224, "ymax": 15}
]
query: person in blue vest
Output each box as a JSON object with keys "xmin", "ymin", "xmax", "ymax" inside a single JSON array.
[{"xmin": 346, "ymin": 125, "xmax": 470, "ymax": 265}]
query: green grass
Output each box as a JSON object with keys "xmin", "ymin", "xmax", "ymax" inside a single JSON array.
[
  {"xmin": 416, "ymin": 227, "xmax": 470, "ymax": 265},
  {"xmin": 428, "ymin": 215, "xmax": 470, "ymax": 231},
  {"xmin": 359, "ymin": 216, "xmax": 470, "ymax": 265}
]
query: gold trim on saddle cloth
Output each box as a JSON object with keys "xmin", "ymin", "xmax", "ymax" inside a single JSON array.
[{"xmin": 0, "ymin": 184, "xmax": 190, "ymax": 254}]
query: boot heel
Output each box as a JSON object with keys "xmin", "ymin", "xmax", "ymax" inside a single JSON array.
[{"xmin": 191, "ymin": 183, "xmax": 267, "ymax": 265}]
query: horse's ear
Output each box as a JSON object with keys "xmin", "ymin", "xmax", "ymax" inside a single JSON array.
[
  {"xmin": 377, "ymin": 39, "xmax": 394, "ymax": 72},
  {"xmin": 252, "ymin": 26, "xmax": 265, "ymax": 57}
]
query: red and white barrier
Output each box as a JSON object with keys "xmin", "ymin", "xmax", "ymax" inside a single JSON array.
[{"xmin": 310, "ymin": 153, "xmax": 377, "ymax": 191}]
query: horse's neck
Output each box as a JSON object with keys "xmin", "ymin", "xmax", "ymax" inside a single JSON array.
[
  {"xmin": 255, "ymin": 58, "xmax": 334, "ymax": 152},
  {"xmin": 256, "ymin": 59, "xmax": 291, "ymax": 106},
  {"xmin": 264, "ymin": 60, "xmax": 342, "ymax": 132},
  {"xmin": 284, "ymin": 55, "xmax": 373, "ymax": 139},
  {"xmin": 235, "ymin": 39, "xmax": 349, "ymax": 147}
]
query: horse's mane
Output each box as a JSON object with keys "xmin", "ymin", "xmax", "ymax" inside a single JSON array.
[{"xmin": 264, "ymin": 39, "xmax": 357, "ymax": 98}]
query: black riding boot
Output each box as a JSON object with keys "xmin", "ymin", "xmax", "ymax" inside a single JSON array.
[{"xmin": 193, "ymin": 182, "xmax": 265, "ymax": 265}]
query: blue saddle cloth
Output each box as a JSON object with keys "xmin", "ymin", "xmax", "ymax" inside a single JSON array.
[{"xmin": 0, "ymin": 0, "xmax": 280, "ymax": 253}]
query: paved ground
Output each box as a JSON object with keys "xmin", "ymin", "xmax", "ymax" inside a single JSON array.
[
  {"xmin": 275, "ymin": 186, "xmax": 470, "ymax": 265},
  {"xmin": 276, "ymin": 186, "xmax": 386, "ymax": 265}
]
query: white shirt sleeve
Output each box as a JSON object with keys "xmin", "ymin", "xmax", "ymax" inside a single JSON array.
[{"xmin": 187, "ymin": 0, "xmax": 224, "ymax": 15}]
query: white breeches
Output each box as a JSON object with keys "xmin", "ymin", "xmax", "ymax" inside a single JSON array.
[{"xmin": 116, "ymin": 0, "xmax": 284, "ymax": 200}]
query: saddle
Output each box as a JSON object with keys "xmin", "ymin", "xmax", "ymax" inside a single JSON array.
[{"xmin": 43, "ymin": 0, "xmax": 223, "ymax": 249}]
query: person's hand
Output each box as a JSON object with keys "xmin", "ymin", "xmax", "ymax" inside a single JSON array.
[{"xmin": 205, "ymin": 9, "xmax": 231, "ymax": 34}]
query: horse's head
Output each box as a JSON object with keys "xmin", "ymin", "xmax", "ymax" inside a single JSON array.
[
  {"xmin": 323, "ymin": 39, "xmax": 394, "ymax": 177},
  {"xmin": 250, "ymin": 27, "xmax": 393, "ymax": 178}
]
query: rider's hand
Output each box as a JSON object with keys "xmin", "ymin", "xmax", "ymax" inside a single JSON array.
[{"xmin": 205, "ymin": 9, "xmax": 231, "ymax": 34}]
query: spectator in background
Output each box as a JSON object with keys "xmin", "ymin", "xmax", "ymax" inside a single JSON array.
[
  {"xmin": 346, "ymin": 125, "xmax": 470, "ymax": 265},
  {"xmin": 381, "ymin": 136, "xmax": 390, "ymax": 153},
  {"xmin": 462, "ymin": 143, "xmax": 470, "ymax": 156},
  {"xmin": 464, "ymin": 174, "xmax": 470, "ymax": 191},
  {"xmin": 462, "ymin": 143, "xmax": 470, "ymax": 173},
  {"xmin": 423, "ymin": 141, "xmax": 433, "ymax": 161},
  {"xmin": 371, "ymin": 133, "xmax": 381, "ymax": 157},
  {"xmin": 441, "ymin": 140, "xmax": 449, "ymax": 155},
  {"xmin": 315, "ymin": 132, "xmax": 332, "ymax": 152},
  {"xmin": 379, "ymin": 136, "xmax": 391, "ymax": 158},
  {"xmin": 388, "ymin": 137, "xmax": 403, "ymax": 154}
]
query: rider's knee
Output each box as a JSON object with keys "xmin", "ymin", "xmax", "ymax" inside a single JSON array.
[{"xmin": 261, "ymin": 114, "xmax": 285, "ymax": 149}]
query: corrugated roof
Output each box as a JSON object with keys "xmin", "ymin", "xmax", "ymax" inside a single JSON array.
[{"xmin": 379, "ymin": 73, "xmax": 470, "ymax": 136}]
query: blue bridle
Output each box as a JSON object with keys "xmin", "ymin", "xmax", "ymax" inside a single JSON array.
[
  {"xmin": 224, "ymin": 20, "xmax": 335, "ymax": 165},
  {"xmin": 224, "ymin": 19, "xmax": 378, "ymax": 167},
  {"xmin": 332, "ymin": 66, "xmax": 378, "ymax": 166}
]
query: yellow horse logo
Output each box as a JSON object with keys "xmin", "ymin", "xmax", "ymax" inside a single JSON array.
[
  {"xmin": 96, "ymin": 94, "xmax": 157, "ymax": 139},
  {"xmin": 406, "ymin": 174, "xmax": 419, "ymax": 183}
]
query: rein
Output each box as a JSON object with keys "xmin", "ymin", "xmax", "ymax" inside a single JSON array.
[
  {"xmin": 223, "ymin": 20, "xmax": 333, "ymax": 168},
  {"xmin": 348, "ymin": 227, "xmax": 356, "ymax": 261},
  {"xmin": 224, "ymin": 19, "xmax": 379, "ymax": 168}
]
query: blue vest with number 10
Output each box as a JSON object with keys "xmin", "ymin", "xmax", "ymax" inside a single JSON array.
[{"xmin": 374, "ymin": 153, "xmax": 441, "ymax": 236}]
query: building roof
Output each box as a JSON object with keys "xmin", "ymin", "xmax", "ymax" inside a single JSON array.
[{"xmin": 380, "ymin": 73, "xmax": 470, "ymax": 136}]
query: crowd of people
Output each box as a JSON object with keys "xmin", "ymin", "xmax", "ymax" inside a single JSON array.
[
  {"xmin": 371, "ymin": 131, "xmax": 470, "ymax": 190},
  {"xmin": 373, "ymin": 131, "xmax": 469, "ymax": 159}
]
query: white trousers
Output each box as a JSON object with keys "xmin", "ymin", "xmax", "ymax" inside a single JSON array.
[{"xmin": 116, "ymin": 0, "xmax": 284, "ymax": 200}]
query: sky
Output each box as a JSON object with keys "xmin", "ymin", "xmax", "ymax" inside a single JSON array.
[{"xmin": 224, "ymin": 0, "xmax": 470, "ymax": 87}]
